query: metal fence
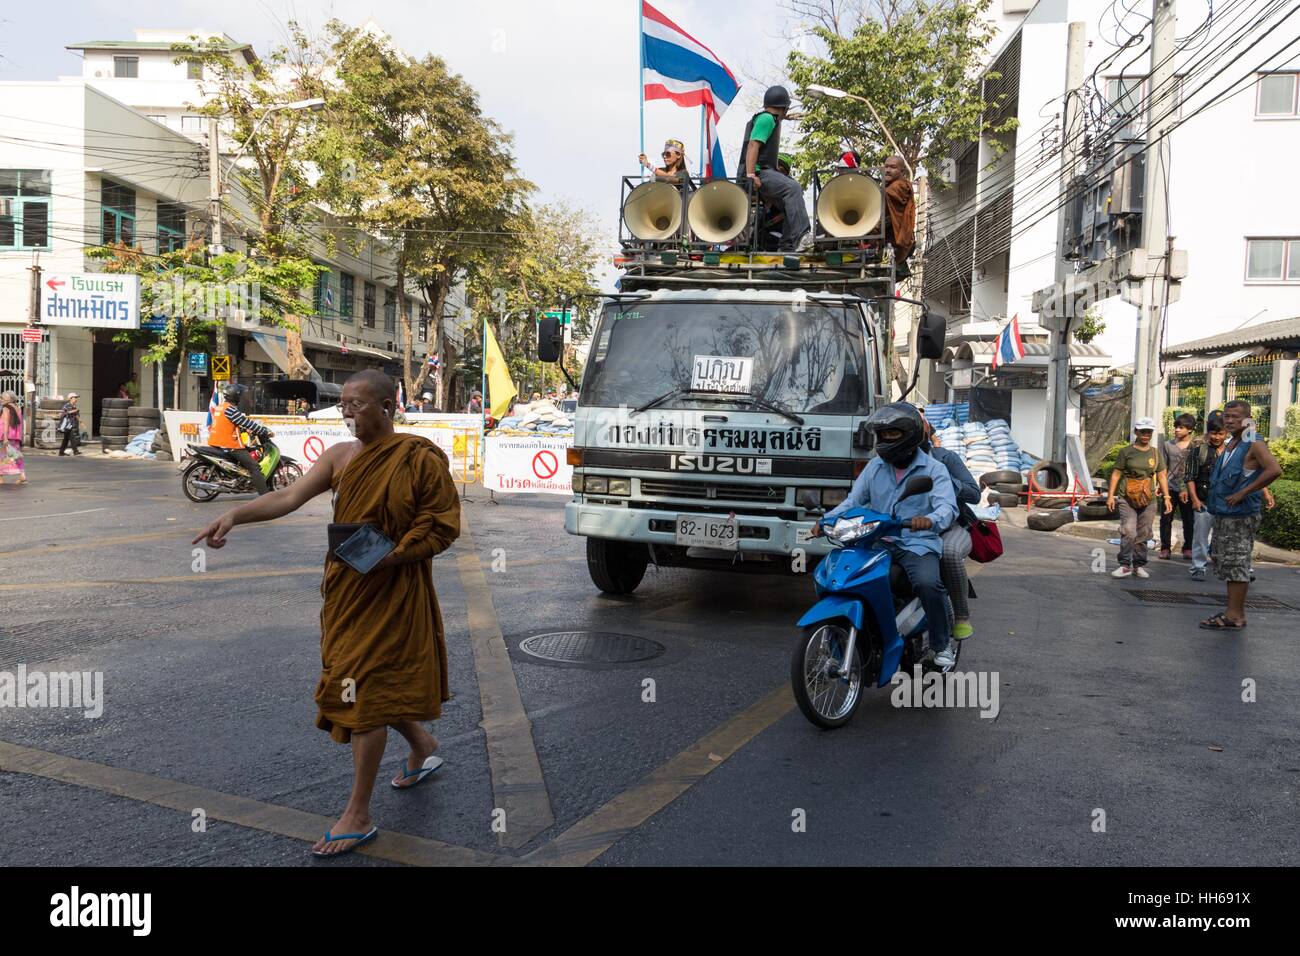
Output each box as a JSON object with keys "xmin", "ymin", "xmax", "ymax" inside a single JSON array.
[
  {"xmin": 1224, "ymin": 362, "xmax": 1273, "ymax": 436},
  {"xmin": 0, "ymin": 330, "xmax": 50, "ymax": 399},
  {"xmin": 1166, "ymin": 368, "xmax": 1207, "ymax": 420}
]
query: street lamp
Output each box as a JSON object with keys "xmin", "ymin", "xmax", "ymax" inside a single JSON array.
[{"xmin": 803, "ymin": 85, "xmax": 912, "ymax": 179}]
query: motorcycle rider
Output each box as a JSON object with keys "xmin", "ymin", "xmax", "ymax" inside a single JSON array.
[
  {"xmin": 209, "ymin": 383, "xmax": 273, "ymax": 496},
  {"xmin": 812, "ymin": 403, "xmax": 959, "ymax": 667},
  {"xmin": 922, "ymin": 417, "xmax": 980, "ymax": 641}
]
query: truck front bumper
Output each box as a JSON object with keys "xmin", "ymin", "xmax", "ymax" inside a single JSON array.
[{"xmin": 564, "ymin": 500, "xmax": 833, "ymax": 557}]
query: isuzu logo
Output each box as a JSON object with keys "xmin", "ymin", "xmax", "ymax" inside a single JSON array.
[{"xmin": 669, "ymin": 454, "xmax": 773, "ymax": 475}]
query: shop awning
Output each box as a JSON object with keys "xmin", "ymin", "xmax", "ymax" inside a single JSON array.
[{"xmin": 250, "ymin": 330, "xmax": 323, "ymax": 383}]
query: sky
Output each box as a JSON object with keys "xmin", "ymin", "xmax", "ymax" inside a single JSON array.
[{"xmin": 0, "ymin": 0, "xmax": 806, "ymax": 283}]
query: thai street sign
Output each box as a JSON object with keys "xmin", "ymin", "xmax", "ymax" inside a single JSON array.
[{"xmin": 40, "ymin": 273, "xmax": 140, "ymax": 330}]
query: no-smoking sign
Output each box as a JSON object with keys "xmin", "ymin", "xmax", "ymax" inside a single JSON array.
[
  {"xmin": 303, "ymin": 435, "xmax": 326, "ymax": 463},
  {"xmin": 531, "ymin": 449, "xmax": 559, "ymax": 480}
]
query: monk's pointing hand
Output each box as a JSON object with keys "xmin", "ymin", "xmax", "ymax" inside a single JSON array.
[{"xmin": 193, "ymin": 513, "xmax": 236, "ymax": 549}]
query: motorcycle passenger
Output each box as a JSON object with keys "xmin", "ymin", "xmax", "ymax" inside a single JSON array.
[
  {"xmin": 812, "ymin": 403, "xmax": 959, "ymax": 667},
  {"xmin": 209, "ymin": 384, "xmax": 273, "ymax": 496},
  {"xmin": 922, "ymin": 417, "xmax": 979, "ymax": 641}
]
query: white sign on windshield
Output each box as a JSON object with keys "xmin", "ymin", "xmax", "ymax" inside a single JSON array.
[{"xmin": 691, "ymin": 355, "xmax": 753, "ymax": 394}]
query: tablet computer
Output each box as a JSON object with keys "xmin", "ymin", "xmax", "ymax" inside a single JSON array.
[{"xmin": 333, "ymin": 523, "xmax": 396, "ymax": 574}]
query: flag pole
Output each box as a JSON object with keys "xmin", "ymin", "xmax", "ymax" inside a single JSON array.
[
  {"xmin": 481, "ymin": 310, "xmax": 488, "ymax": 429},
  {"xmin": 638, "ymin": 0, "xmax": 646, "ymax": 179},
  {"xmin": 699, "ymin": 103, "xmax": 706, "ymax": 176}
]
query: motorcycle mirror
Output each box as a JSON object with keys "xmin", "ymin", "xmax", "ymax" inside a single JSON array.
[
  {"xmin": 852, "ymin": 421, "xmax": 875, "ymax": 451},
  {"xmin": 899, "ymin": 475, "xmax": 933, "ymax": 501}
]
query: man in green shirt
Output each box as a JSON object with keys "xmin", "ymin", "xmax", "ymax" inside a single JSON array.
[
  {"xmin": 740, "ymin": 86, "xmax": 811, "ymax": 253},
  {"xmin": 1106, "ymin": 416, "xmax": 1173, "ymax": 577}
]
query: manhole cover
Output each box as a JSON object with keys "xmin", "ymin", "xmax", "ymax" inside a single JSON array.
[
  {"xmin": 519, "ymin": 631, "xmax": 665, "ymax": 664},
  {"xmin": 1124, "ymin": 589, "xmax": 1297, "ymax": 611}
]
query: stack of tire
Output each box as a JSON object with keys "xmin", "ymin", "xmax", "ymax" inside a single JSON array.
[
  {"xmin": 100, "ymin": 398, "xmax": 132, "ymax": 452},
  {"xmin": 129, "ymin": 405, "xmax": 163, "ymax": 458},
  {"xmin": 980, "ymin": 469, "xmax": 1025, "ymax": 508},
  {"xmin": 33, "ymin": 398, "xmax": 67, "ymax": 451}
]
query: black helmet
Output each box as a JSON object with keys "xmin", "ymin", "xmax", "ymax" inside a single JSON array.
[
  {"xmin": 223, "ymin": 383, "xmax": 247, "ymax": 402},
  {"xmin": 763, "ymin": 85, "xmax": 792, "ymax": 110},
  {"xmin": 868, "ymin": 402, "xmax": 925, "ymax": 467}
]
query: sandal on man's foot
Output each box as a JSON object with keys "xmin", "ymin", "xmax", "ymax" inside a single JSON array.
[
  {"xmin": 392, "ymin": 754, "xmax": 443, "ymax": 790},
  {"xmin": 1199, "ymin": 613, "xmax": 1246, "ymax": 630},
  {"xmin": 311, "ymin": 825, "xmax": 378, "ymax": 858}
]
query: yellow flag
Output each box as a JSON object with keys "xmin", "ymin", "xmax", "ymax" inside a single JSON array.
[{"xmin": 483, "ymin": 322, "xmax": 517, "ymax": 420}]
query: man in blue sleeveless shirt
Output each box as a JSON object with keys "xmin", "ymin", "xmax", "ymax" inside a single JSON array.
[{"xmin": 1201, "ymin": 400, "xmax": 1281, "ymax": 630}]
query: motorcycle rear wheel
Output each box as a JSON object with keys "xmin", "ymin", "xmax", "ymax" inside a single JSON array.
[
  {"xmin": 791, "ymin": 620, "xmax": 864, "ymax": 729},
  {"xmin": 273, "ymin": 462, "xmax": 304, "ymax": 490},
  {"xmin": 182, "ymin": 462, "xmax": 221, "ymax": 503}
]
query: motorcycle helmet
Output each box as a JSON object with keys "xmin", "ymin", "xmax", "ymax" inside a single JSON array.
[
  {"xmin": 763, "ymin": 85, "xmax": 792, "ymax": 110},
  {"xmin": 868, "ymin": 402, "xmax": 925, "ymax": 467},
  {"xmin": 223, "ymin": 383, "xmax": 247, "ymax": 403}
]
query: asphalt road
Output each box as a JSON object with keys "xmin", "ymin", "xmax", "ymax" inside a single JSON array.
[{"xmin": 1, "ymin": 451, "xmax": 1298, "ymax": 866}]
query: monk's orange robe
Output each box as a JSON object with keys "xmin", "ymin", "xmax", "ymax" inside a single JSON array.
[
  {"xmin": 316, "ymin": 432, "xmax": 461, "ymax": 743},
  {"xmin": 884, "ymin": 177, "xmax": 916, "ymax": 258}
]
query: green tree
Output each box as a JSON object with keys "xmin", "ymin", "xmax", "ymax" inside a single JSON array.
[
  {"xmin": 175, "ymin": 25, "xmax": 330, "ymax": 379},
  {"xmin": 786, "ymin": 0, "xmax": 1017, "ymax": 177},
  {"xmin": 1073, "ymin": 308, "xmax": 1106, "ymax": 344},
  {"xmin": 315, "ymin": 22, "xmax": 532, "ymax": 407},
  {"xmin": 88, "ymin": 242, "xmax": 323, "ymax": 410}
]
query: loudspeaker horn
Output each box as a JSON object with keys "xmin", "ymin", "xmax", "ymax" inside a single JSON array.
[
  {"xmin": 687, "ymin": 180, "xmax": 750, "ymax": 244},
  {"xmin": 816, "ymin": 171, "xmax": 882, "ymax": 238},
  {"xmin": 623, "ymin": 181, "xmax": 684, "ymax": 241}
]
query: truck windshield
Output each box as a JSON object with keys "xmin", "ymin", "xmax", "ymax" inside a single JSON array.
[{"xmin": 581, "ymin": 301, "xmax": 869, "ymax": 414}]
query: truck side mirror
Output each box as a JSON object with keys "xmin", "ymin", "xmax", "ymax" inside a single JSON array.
[
  {"xmin": 917, "ymin": 307, "xmax": 946, "ymax": 360},
  {"xmin": 536, "ymin": 316, "xmax": 562, "ymax": 363}
]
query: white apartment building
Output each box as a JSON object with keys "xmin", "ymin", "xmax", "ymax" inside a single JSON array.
[
  {"xmin": 919, "ymin": 0, "xmax": 1300, "ymax": 450},
  {"xmin": 1, "ymin": 28, "xmax": 476, "ymax": 426}
]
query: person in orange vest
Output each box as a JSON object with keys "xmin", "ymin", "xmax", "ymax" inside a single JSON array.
[{"xmin": 209, "ymin": 384, "xmax": 273, "ymax": 495}]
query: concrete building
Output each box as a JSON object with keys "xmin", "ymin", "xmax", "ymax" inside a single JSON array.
[
  {"xmin": 2, "ymin": 26, "xmax": 476, "ymax": 426},
  {"xmin": 916, "ymin": 0, "xmax": 1300, "ymax": 455}
]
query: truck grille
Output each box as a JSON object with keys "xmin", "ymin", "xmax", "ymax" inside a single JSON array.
[{"xmin": 640, "ymin": 478, "xmax": 787, "ymax": 504}]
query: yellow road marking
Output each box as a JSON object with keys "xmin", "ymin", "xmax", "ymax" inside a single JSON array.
[
  {"xmin": 455, "ymin": 513, "xmax": 555, "ymax": 849},
  {"xmin": 0, "ymin": 740, "xmax": 500, "ymax": 867},
  {"xmin": 522, "ymin": 684, "xmax": 795, "ymax": 866}
]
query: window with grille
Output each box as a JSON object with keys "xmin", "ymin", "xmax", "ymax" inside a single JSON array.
[
  {"xmin": 100, "ymin": 181, "xmax": 137, "ymax": 245},
  {"xmin": 363, "ymin": 282, "xmax": 376, "ymax": 328},
  {"xmin": 340, "ymin": 274, "xmax": 355, "ymax": 323},
  {"xmin": 383, "ymin": 291, "xmax": 396, "ymax": 333},
  {"xmin": 156, "ymin": 202, "xmax": 187, "ymax": 253},
  {"xmin": 0, "ymin": 169, "xmax": 51, "ymax": 250}
]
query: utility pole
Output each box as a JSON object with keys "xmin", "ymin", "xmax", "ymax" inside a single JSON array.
[
  {"xmin": 1042, "ymin": 22, "xmax": 1088, "ymax": 465},
  {"xmin": 1129, "ymin": 0, "xmax": 1179, "ymax": 434},
  {"xmin": 23, "ymin": 263, "xmax": 41, "ymax": 445},
  {"xmin": 208, "ymin": 115, "xmax": 228, "ymax": 358}
]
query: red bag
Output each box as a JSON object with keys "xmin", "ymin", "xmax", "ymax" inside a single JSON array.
[{"xmin": 968, "ymin": 519, "xmax": 1003, "ymax": 563}]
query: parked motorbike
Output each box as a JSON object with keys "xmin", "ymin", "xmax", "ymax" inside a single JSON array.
[
  {"xmin": 180, "ymin": 437, "xmax": 303, "ymax": 502},
  {"xmin": 791, "ymin": 475, "xmax": 959, "ymax": 729}
]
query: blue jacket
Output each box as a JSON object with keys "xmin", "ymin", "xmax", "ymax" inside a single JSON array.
[
  {"xmin": 928, "ymin": 444, "xmax": 980, "ymax": 522},
  {"xmin": 1208, "ymin": 437, "xmax": 1262, "ymax": 516},
  {"xmin": 824, "ymin": 449, "xmax": 957, "ymax": 556}
]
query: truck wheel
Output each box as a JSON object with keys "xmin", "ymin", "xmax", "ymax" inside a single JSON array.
[{"xmin": 587, "ymin": 538, "xmax": 648, "ymax": 595}]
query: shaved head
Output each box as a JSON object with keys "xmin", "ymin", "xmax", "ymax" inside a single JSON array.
[{"xmin": 347, "ymin": 369, "xmax": 394, "ymax": 403}]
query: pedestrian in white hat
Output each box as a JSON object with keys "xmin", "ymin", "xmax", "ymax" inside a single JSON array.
[{"xmin": 1105, "ymin": 417, "xmax": 1173, "ymax": 577}]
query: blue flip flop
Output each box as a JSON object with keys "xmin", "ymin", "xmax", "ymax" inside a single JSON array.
[
  {"xmin": 311, "ymin": 825, "xmax": 379, "ymax": 858},
  {"xmin": 391, "ymin": 754, "xmax": 444, "ymax": 790}
]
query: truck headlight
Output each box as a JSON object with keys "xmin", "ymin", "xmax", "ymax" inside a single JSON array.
[
  {"xmin": 585, "ymin": 476, "xmax": 608, "ymax": 494},
  {"xmin": 821, "ymin": 488, "xmax": 848, "ymax": 508},
  {"xmin": 607, "ymin": 478, "xmax": 631, "ymax": 496},
  {"xmin": 572, "ymin": 475, "xmax": 584, "ymax": 493}
]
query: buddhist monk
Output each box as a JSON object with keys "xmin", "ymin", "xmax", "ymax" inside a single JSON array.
[
  {"xmin": 882, "ymin": 155, "xmax": 916, "ymax": 278},
  {"xmin": 193, "ymin": 368, "xmax": 461, "ymax": 858}
]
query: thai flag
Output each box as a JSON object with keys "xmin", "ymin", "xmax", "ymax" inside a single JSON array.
[
  {"xmin": 641, "ymin": 1, "xmax": 739, "ymax": 178},
  {"xmin": 205, "ymin": 382, "xmax": 220, "ymax": 428},
  {"xmin": 991, "ymin": 314, "xmax": 1026, "ymax": 370}
]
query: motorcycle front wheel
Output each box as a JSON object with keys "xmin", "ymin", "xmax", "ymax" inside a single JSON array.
[
  {"xmin": 182, "ymin": 461, "xmax": 221, "ymax": 503},
  {"xmin": 791, "ymin": 619, "xmax": 864, "ymax": 729}
]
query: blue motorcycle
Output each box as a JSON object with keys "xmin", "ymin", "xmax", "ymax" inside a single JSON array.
[{"xmin": 792, "ymin": 475, "xmax": 959, "ymax": 729}]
